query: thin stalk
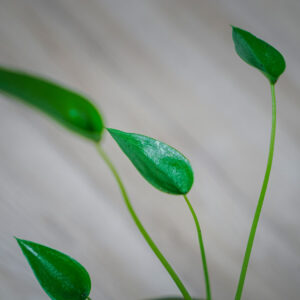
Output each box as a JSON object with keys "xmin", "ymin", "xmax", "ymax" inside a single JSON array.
[
  {"xmin": 96, "ymin": 144, "xmax": 192, "ymax": 300},
  {"xmin": 235, "ymin": 83, "xmax": 277, "ymax": 300},
  {"xmin": 184, "ymin": 195, "xmax": 211, "ymax": 300}
]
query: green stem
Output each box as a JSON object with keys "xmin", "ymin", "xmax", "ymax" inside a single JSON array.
[
  {"xmin": 235, "ymin": 83, "xmax": 277, "ymax": 300},
  {"xmin": 184, "ymin": 195, "xmax": 211, "ymax": 300},
  {"xmin": 96, "ymin": 144, "xmax": 192, "ymax": 300}
]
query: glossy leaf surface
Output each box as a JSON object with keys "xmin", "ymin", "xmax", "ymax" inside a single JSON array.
[
  {"xmin": 16, "ymin": 238, "xmax": 91, "ymax": 300},
  {"xmin": 0, "ymin": 67, "xmax": 104, "ymax": 141},
  {"xmin": 232, "ymin": 26, "xmax": 285, "ymax": 84},
  {"xmin": 108, "ymin": 128, "xmax": 194, "ymax": 195}
]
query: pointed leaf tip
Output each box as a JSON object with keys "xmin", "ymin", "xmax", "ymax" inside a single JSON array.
[
  {"xmin": 0, "ymin": 66, "xmax": 105, "ymax": 141},
  {"xmin": 107, "ymin": 128, "xmax": 194, "ymax": 195},
  {"xmin": 232, "ymin": 26, "xmax": 285, "ymax": 84},
  {"xmin": 16, "ymin": 238, "xmax": 91, "ymax": 300}
]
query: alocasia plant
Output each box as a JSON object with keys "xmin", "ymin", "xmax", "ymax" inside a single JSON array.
[
  {"xmin": 0, "ymin": 26, "xmax": 286, "ymax": 300},
  {"xmin": 0, "ymin": 67, "xmax": 198, "ymax": 300}
]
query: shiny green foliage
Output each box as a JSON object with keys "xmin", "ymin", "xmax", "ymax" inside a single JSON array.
[
  {"xmin": 16, "ymin": 238, "xmax": 91, "ymax": 300},
  {"xmin": 107, "ymin": 128, "xmax": 194, "ymax": 195},
  {"xmin": 232, "ymin": 26, "xmax": 285, "ymax": 84},
  {"xmin": 0, "ymin": 67, "xmax": 104, "ymax": 141}
]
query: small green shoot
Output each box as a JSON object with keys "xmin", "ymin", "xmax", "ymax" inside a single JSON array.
[
  {"xmin": 232, "ymin": 26, "xmax": 285, "ymax": 300},
  {"xmin": 107, "ymin": 129, "xmax": 211, "ymax": 300}
]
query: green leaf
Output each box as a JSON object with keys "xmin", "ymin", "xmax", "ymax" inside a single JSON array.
[
  {"xmin": 16, "ymin": 238, "xmax": 91, "ymax": 300},
  {"xmin": 107, "ymin": 128, "xmax": 194, "ymax": 195},
  {"xmin": 232, "ymin": 26, "xmax": 285, "ymax": 84},
  {"xmin": 0, "ymin": 66, "xmax": 104, "ymax": 141}
]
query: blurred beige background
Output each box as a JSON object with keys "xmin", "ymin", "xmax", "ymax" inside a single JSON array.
[{"xmin": 0, "ymin": 0, "xmax": 299, "ymax": 299}]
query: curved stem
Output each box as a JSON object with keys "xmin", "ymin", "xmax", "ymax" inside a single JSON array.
[
  {"xmin": 184, "ymin": 195, "xmax": 211, "ymax": 300},
  {"xmin": 235, "ymin": 83, "xmax": 277, "ymax": 300},
  {"xmin": 96, "ymin": 144, "xmax": 192, "ymax": 300}
]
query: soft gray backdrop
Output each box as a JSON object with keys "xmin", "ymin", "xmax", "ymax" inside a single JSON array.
[{"xmin": 0, "ymin": 0, "xmax": 299, "ymax": 299}]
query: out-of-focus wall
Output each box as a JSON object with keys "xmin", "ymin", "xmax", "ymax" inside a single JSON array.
[{"xmin": 0, "ymin": 0, "xmax": 299, "ymax": 299}]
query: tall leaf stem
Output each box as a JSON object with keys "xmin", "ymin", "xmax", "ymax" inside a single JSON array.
[
  {"xmin": 183, "ymin": 195, "xmax": 211, "ymax": 300},
  {"xmin": 96, "ymin": 144, "xmax": 192, "ymax": 300},
  {"xmin": 235, "ymin": 83, "xmax": 277, "ymax": 300}
]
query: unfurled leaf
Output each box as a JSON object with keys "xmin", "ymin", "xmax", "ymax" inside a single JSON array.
[
  {"xmin": 16, "ymin": 238, "xmax": 91, "ymax": 300},
  {"xmin": 107, "ymin": 128, "xmax": 194, "ymax": 195},
  {"xmin": 232, "ymin": 26, "xmax": 285, "ymax": 84},
  {"xmin": 0, "ymin": 67, "xmax": 104, "ymax": 141}
]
